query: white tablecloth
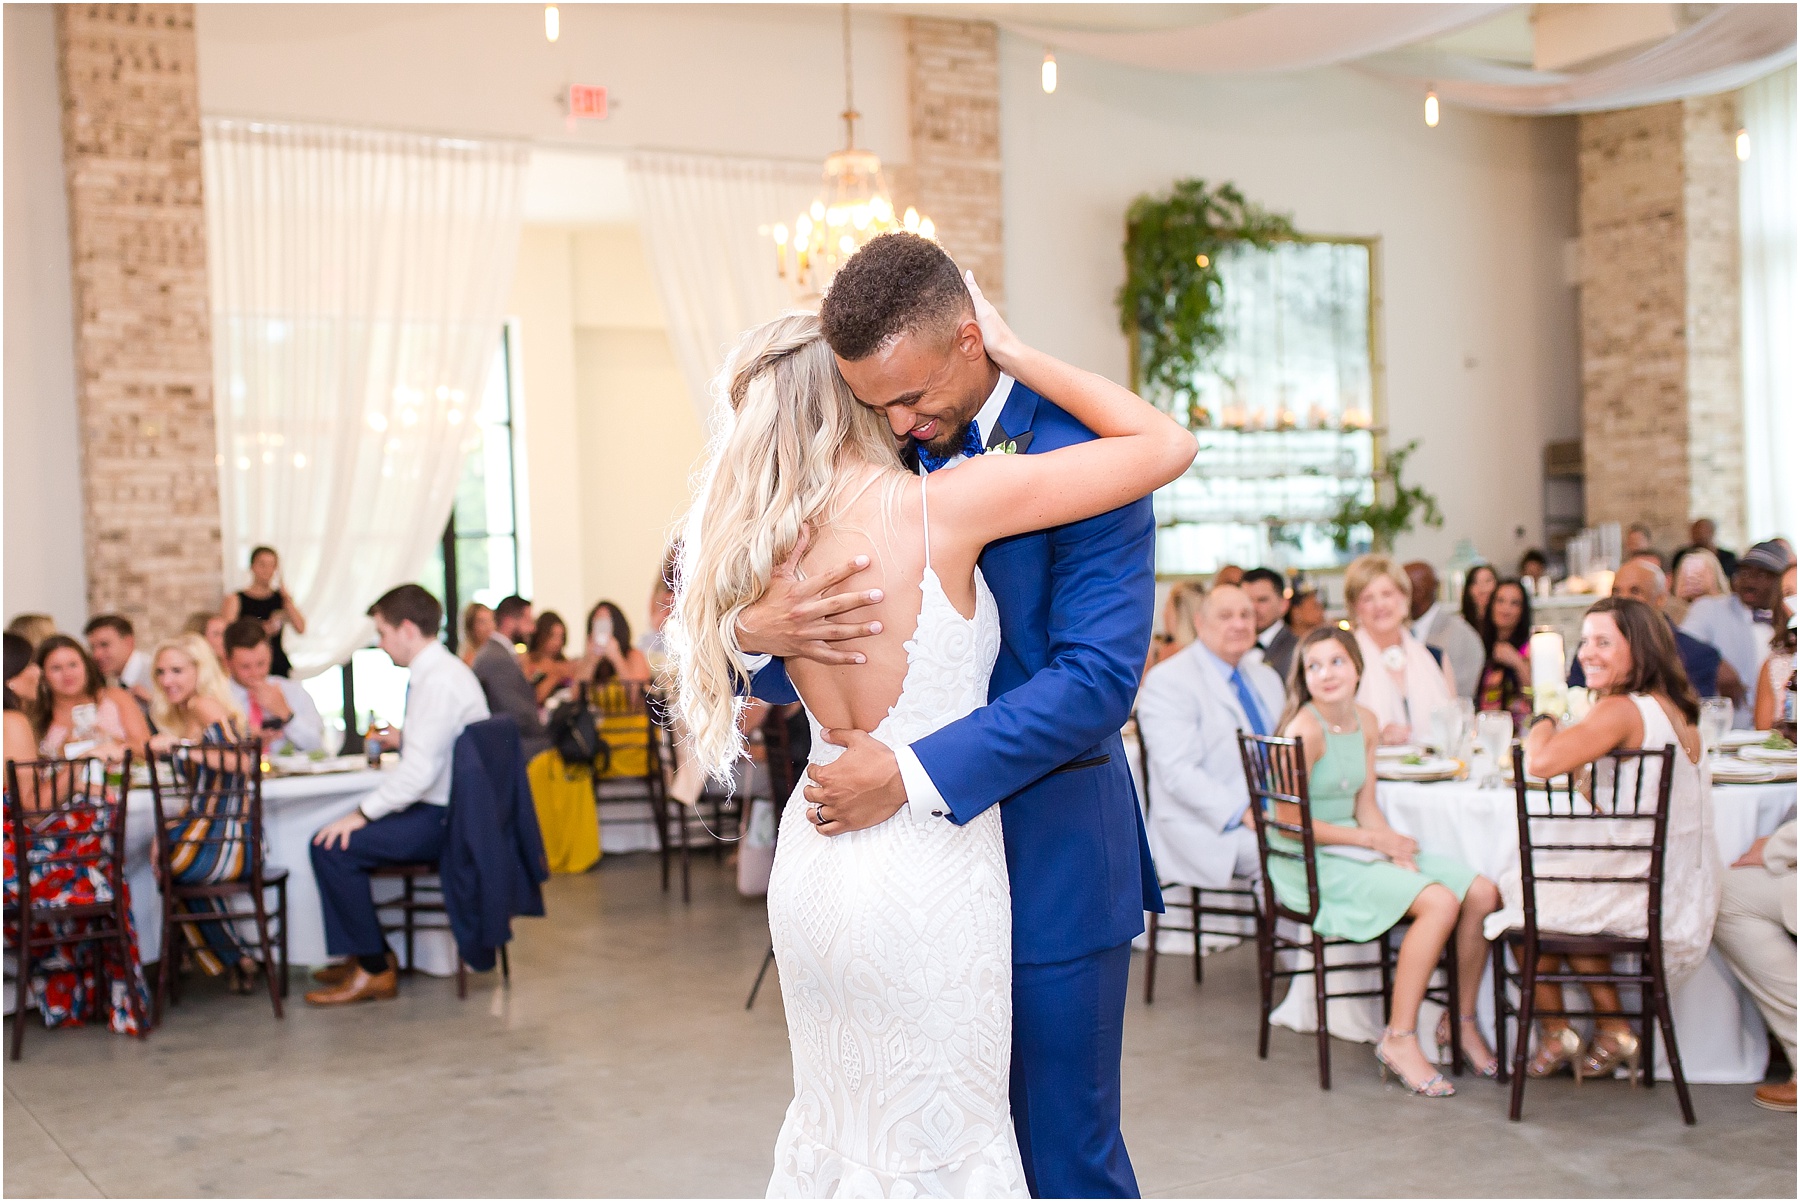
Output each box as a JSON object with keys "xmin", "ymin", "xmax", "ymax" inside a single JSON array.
[{"xmin": 1265, "ymin": 776, "xmax": 1797, "ymax": 1084}]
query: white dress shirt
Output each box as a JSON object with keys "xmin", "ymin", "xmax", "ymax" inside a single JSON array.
[
  {"xmin": 118, "ymin": 648, "xmax": 151, "ymax": 693},
  {"xmin": 361, "ymin": 641, "xmax": 490, "ymax": 821},
  {"xmin": 229, "ymin": 675, "xmax": 326, "ymax": 752}
]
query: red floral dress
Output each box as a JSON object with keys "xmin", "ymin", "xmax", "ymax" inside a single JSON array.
[{"xmin": 4, "ymin": 797, "xmax": 150, "ymax": 1034}]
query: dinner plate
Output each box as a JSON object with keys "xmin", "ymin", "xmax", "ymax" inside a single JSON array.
[
  {"xmin": 1711, "ymin": 760, "xmax": 1779, "ymax": 783},
  {"xmin": 1375, "ymin": 744, "xmax": 1426, "ymax": 761},
  {"xmin": 1377, "ymin": 757, "xmax": 1462, "ymax": 782},
  {"xmin": 269, "ymin": 754, "xmax": 369, "ymax": 776},
  {"xmin": 1717, "ymin": 730, "xmax": 1768, "ymax": 750},
  {"xmin": 1739, "ymin": 745, "xmax": 1797, "ymax": 763}
]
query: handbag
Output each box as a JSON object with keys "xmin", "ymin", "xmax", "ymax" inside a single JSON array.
[{"xmin": 546, "ymin": 694, "xmax": 611, "ymax": 774}]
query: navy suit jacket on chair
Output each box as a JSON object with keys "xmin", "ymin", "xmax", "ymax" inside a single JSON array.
[
  {"xmin": 443, "ymin": 715, "xmax": 550, "ymax": 972},
  {"xmin": 751, "ymin": 380, "xmax": 1163, "ymax": 965}
]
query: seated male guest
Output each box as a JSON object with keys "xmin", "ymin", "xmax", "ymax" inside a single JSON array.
[
  {"xmin": 84, "ymin": 613, "xmax": 152, "ymax": 706},
  {"xmin": 1568, "ymin": 559, "xmax": 1722, "ymax": 699},
  {"xmin": 1682, "ymin": 540, "xmax": 1789, "ymax": 726},
  {"xmin": 223, "ymin": 619, "xmax": 325, "ymax": 751},
  {"xmin": 1404, "ymin": 562, "xmax": 1484, "ymax": 700},
  {"xmin": 472, "ymin": 595, "xmax": 552, "ymax": 762},
  {"xmin": 1241, "ymin": 567, "xmax": 1297, "ymax": 681},
  {"xmin": 1137, "ymin": 583, "xmax": 1285, "ymax": 892},
  {"xmin": 307, "ymin": 585, "xmax": 488, "ymax": 1005},
  {"xmin": 1713, "ymin": 821, "xmax": 1796, "ymax": 1112}
]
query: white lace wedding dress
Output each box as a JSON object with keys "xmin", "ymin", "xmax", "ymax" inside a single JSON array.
[{"xmin": 765, "ymin": 480, "xmax": 1027, "ymax": 1199}]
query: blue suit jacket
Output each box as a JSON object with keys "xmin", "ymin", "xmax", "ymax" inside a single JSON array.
[
  {"xmin": 751, "ymin": 381, "xmax": 1164, "ymax": 965},
  {"xmin": 443, "ymin": 715, "xmax": 550, "ymax": 972}
]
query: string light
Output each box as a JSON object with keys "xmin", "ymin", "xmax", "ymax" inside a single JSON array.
[
  {"xmin": 1736, "ymin": 127, "xmax": 1750, "ymax": 161},
  {"xmin": 1042, "ymin": 52, "xmax": 1057, "ymax": 94},
  {"xmin": 544, "ymin": 5, "xmax": 559, "ymax": 42},
  {"xmin": 1424, "ymin": 89, "xmax": 1439, "ymax": 128}
]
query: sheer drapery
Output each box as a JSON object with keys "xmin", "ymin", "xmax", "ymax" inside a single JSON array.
[
  {"xmin": 626, "ymin": 152, "xmax": 821, "ymax": 426},
  {"xmin": 203, "ymin": 119, "xmax": 527, "ymax": 676},
  {"xmin": 1740, "ymin": 66, "xmax": 1798, "ymax": 542}
]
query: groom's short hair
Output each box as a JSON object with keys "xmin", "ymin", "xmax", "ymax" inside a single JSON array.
[{"xmin": 821, "ymin": 233, "xmax": 970, "ymax": 361}]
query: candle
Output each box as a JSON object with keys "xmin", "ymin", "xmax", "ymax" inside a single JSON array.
[
  {"xmin": 1589, "ymin": 568, "xmax": 1614, "ymax": 599},
  {"xmin": 1529, "ymin": 626, "xmax": 1566, "ymax": 717}
]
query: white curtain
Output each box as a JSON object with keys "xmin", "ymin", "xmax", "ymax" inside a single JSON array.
[
  {"xmin": 1740, "ymin": 66, "xmax": 1798, "ymax": 542},
  {"xmin": 203, "ymin": 119, "xmax": 527, "ymax": 676},
  {"xmin": 626, "ymin": 152, "xmax": 821, "ymax": 425}
]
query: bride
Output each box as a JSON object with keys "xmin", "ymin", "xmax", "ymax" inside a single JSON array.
[{"xmin": 671, "ymin": 278, "xmax": 1194, "ymax": 1198}]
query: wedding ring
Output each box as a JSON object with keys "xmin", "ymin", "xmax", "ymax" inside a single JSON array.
[{"xmin": 810, "ymin": 803, "xmax": 826, "ymax": 827}]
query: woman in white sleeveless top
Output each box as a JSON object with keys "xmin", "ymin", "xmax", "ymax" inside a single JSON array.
[
  {"xmin": 670, "ymin": 280, "xmax": 1196, "ymax": 1197},
  {"xmin": 1486, "ymin": 596, "xmax": 1720, "ymax": 1083}
]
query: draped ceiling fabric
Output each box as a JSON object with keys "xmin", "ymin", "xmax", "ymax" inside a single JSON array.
[
  {"xmin": 626, "ymin": 152, "xmax": 822, "ymax": 428},
  {"xmin": 203, "ymin": 119, "xmax": 528, "ymax": 676},
  {"xmin": 1001, "ymin": 3, "xmax": 1796, "ymax": 115},
  {"xmin": 1739, "ymin": 66, "xmax": 1798, "ymax": 543}
]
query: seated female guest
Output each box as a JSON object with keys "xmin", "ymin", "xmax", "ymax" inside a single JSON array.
[
  {"xmin": 459, "ymin": 602, "xmax": 494, "ymax": 668},
  {"xmin": 1148, "ymin": 579, "xmax": 1207, "ymax": 672},
  {"xmin": 31, "ymin": 635, "xmax": 149, "ymax": 762},
  {"xmin": 523, "ymin": 610, "xmax": 580, "ymax": 704},
  {"xmin": 1346, "ymin": 555, "xmax": 1457, "ymax": 745},
  {"xmin": 147, "ymin": 634, "xmax": 264, "ymax": 993},
  {"xmin": 584, "ymin": 600, "xmax": 652, "ymax": 684},
  {"xmin": 1269, "ymin": 626, "xmax": 1501, "ymax": 1094},
  {"xmin": 1476, "ymin": 578, "xmax": 1533, "ymax": 727},
  {"xmin": 5, "ymin": 633, "xmax": 153, "ymax": 1034},
  {"xmin": 1668, "ymin": 547, "xmax": 1729, "ymax": 626},
  {"xmin": 1753, "ymin": 563, "xmax": 1795, "ymax": 733},
  {"xmin": 1461, "ymin": 563, "xmax": 1499, "ymax": 634},
  {"xmin": 1495, "ymin": 597, "xmax": 1719, "ymax": 1081}
]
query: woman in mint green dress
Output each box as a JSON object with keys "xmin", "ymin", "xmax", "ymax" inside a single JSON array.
[{"xmin": 1266, "ymin": 626, "xmax": 1502, "ymax": 1097}]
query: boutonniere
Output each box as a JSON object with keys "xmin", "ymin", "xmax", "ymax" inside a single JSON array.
[
  {"xmin": 984, "ymin": 426, "xmax": 1034, "ymax": 456},
  {"xmin": 993, "ymin": 438, "xmax": 1023, "ymax": 455}
]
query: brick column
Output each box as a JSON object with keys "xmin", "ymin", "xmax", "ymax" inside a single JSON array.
[
  {"xmin": 57, "ymin": 4, "xmax": 221, "ymax": 638},
  {"xmin": 1577, "ymin": 96, "xmax": 1743, "ymax": 552},
  {"xmin": 906, "ymin": 18, "xmax": 1004, "ymax": 308}
]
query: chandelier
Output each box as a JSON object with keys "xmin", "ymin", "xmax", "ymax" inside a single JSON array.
[{"xmin": 772, "ymin": 4, "xmax": 935, "ymax": 300}]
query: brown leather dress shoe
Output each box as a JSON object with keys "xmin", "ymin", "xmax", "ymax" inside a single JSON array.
[
  {"xmin": 312, "ymin": 952, "xmax": 395, "ymax": 986},
  {"xmin": 304, "ymin": 966, "xmax": 399, "ymax": 1006},
  {"xmin": 1753, "ymin": 1080, "xmax": 1796, "ymax": 1112}
]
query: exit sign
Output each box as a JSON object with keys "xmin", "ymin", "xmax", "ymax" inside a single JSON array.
[{"xmin": 568, "ymin": 84, "xmax": 608, "ymax": 120}]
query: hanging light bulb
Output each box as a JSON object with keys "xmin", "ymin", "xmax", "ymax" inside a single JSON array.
[
  {"xmin": 544, "ymin": 5, "xmax": 559, "ymax": 42},
  {"xmin": 1042, "ymin": 51, "xmax": 1058, "ymax": 94},
  {"xmin": 1424, "ymin": 89, "xmax": 1439, "ymax": 128},
  {"xmin": 1736, "ymin": 127, "xmax": 1750, "ymax": 161}
]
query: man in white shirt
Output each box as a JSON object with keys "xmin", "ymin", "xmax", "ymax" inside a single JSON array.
[
  {"xmin": 84, "ymin": 614, "xmax": 152, "ymax": 706},
  {"xmin": 223, "ymin": 619, "xmax": 325, "ymax": 752},
  {"xmin": 1403, "ymin": 562, "xmax": 1484, "ymax": 698},
  {"xmin": 306, "ymin": 585, "xmax": 489, "ymax": 1006},
  {"xmin": 1136, "ymin": 582, "xmax": 1285, "ymax": 896}
]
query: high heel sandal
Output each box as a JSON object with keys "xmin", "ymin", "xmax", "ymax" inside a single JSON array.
[
  {"xmin": 1435, "ymin": 1013, "xmax": 1499, "ymax": 1079},
  {"xmin": 1578, "ymin": 1028, "xmax": 1642, "ymax": 1086},
  {"xmin": 1375, "ymin": 1028, "xmax": 1456, "ymax": 1097},
  {"xmin": 1527, "ymin": 1024, "xmax": 1584, "ymax": 1079}
]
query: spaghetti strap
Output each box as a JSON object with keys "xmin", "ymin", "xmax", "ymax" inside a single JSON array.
[{"xmin": 920, "ymin": 474, "xmax": 932, "ymax": 571}]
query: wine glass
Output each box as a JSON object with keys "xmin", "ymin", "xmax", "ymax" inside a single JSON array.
[
  {"xmin": 1429, "ymin": 703, "xmax": 1461, "ymax": 760},
  {"xmin": 1699, "ymin": 697, "xmax": 1733, "ymax": 761},
  {"xmin": 1477, "ymin": 711, "xmax": 1513, "ymax": 789},
  {"xmin": 1454, "ymin": 698, "xmax": 1477, "ymax": 763}
]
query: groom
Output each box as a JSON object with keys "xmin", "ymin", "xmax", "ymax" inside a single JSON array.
[{"xmin": 736, "ymin": 233, "xmax": 1161, "ymax": 1198}]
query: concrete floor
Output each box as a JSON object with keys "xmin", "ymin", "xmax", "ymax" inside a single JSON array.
[{"xmin": 5, "ymin": 852, "xmax": 1793, "ymax": 1198}]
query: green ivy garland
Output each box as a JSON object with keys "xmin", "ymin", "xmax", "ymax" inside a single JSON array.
[
  {"xmin": 1325, "ymin": 440, "xmax": 1444, "ymax": 552},
  {"xmin": 1117, "ymin": 179, "xmax": 1295, "ymax": 404}
]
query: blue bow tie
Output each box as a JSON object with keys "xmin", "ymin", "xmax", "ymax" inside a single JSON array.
[{"xmin": 916, "ymin": 423, "xmax": 985, "ymax": 473}]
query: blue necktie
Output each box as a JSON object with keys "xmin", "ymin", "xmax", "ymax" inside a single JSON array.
[
  {"xmin": 916, "ymin": 423, "xmax": 985, "ymax": 473},
  {"xmin": 1231, "ymin": 667, "xmax": 1268, "ymax": 736}
]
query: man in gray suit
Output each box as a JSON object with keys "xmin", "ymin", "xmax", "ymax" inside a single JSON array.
[
  {"xmin": 1405, "ymin": 561, "xmax": 1484, "ymax": 699},
  {"xmin": 1241, "ymin": 567, "xmax": 1298, "ymax": 683},
  {"xmin": 471, "ymin": 595, "xmax": 551, "ymax": 762},
  {"xmin": 1137, "ymin": 583, "xmax": 1287, "ymax": 893}
]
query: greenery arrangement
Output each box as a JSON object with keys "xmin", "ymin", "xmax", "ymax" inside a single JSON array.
[
  {"xmin": 1117, "ymin": 179, "xmax": 1295, "ymax": 403},
  {"xmin": 1325, "ymin": 439, "xmax": 1444, "ymax": 552}
]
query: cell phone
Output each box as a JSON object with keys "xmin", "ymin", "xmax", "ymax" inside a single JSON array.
[{"xmin": 590, "ymin": 615, "xmax": 613, "ymax": 646}]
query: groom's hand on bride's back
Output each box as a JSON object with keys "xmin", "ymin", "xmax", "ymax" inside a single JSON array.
[
  {"xmin": 735, "ymin": 528, "xmax": 885, "ymax": 665},
  {"xmin": 804, "ymin": 729, "xmax": 908, "ymax": 835}
]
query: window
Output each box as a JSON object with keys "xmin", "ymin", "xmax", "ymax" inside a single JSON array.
[
  {"xmin": 1148, "ymin": 238, "xmax": 1381, "ymax": 576},
  {"xmin": 300, "ymin": 327, "xmax": 524, "ymax": 734}
]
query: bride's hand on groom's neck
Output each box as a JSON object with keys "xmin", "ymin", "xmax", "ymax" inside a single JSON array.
[
  {"xmin": 735, "ymin": 530, "xmax": 885, "ymax": 665},
  {"xmin": 803, "ymin": 729, "xmax": 907, "ymax": 836}
]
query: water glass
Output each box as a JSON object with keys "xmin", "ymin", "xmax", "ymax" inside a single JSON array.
[
  {"xmin": 1477, "ymin": 711, "xmax": 1513, "ymax": 788},
  {"xmin": 1699, "ymin": 697, "xmax": 1733, "ymax": 759}
]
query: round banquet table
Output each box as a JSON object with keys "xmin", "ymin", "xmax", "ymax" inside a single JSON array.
[{"xmin": 1264, "ymin": 775, "xmax": 1797, "ymax": 1084}]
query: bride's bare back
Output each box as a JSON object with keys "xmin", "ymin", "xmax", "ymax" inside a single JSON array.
[{"xmin": 784, "ymin": 468, "xmax": 981, "ymax": 735}]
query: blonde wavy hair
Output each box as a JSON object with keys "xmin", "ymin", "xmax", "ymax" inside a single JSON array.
[
  {"xmin": 149, "ymin": 633, "xmax": 245, "ymax": 737},
  {"xmin": 670, "ymin": 312, "xmax": 903, "ymax": 780}
]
